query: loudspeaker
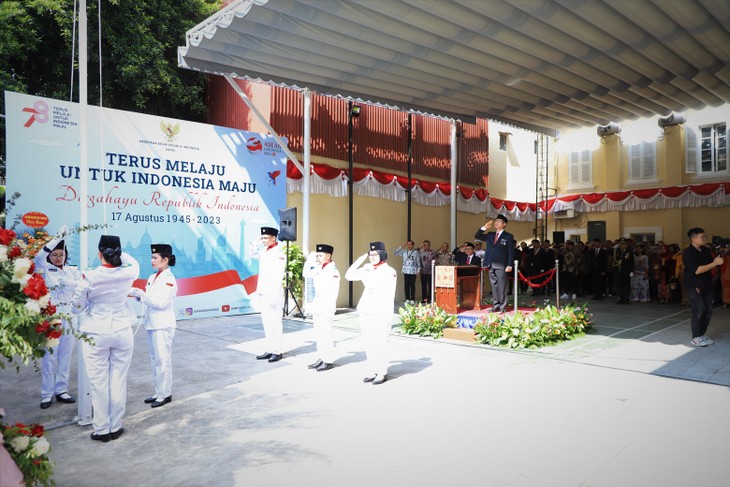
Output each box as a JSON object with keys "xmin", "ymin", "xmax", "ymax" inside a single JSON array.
[
  {"xmin": 278, "ymin": 207, "xmax": 297, "ymax": 242},
  {"xmin": 552, "ymin": 231, "xmax": 565, "ymax": 245}
]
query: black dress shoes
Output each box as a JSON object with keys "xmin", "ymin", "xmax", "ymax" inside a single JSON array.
[
  {"xmin": 268, "ymin": 353, "xmax": 283, "ymax": 363},
  {"xmin": 56, "ymin": 392, "xmax": 76, "ymax": 404},
  {"xmin": 256, "ymin": 352, "xmax": 273, "ymax": 360},
  {"xmin": 308, "ymin": 359, "xmax": 323, "ymax": 369},
  {"xmin": 91, "ymin": 432, "xmax": 111, "ymax": 443},
  {"xmin": 40, "ymin": 399, "xmax": 52, "ymax": 409},
  {"xmin": 144, "ymin": 397, "xmax": 157, "ymax": 404},
  {"xmin": 151, "ymin": 395, "xmax": 172, "ymax": 408},
  {"xmin": 372, "ymin": 375, "xmax": 387, "ymax": 385},
  {"xmin": 316, "ymin": 362, "xmax": 333, "ymax": 372},
  {"xmin": 110, "ymin": 428, "xmax": 124, "ymax": 440},
  {"xmin": 363, "ymin": 375, "xmax": 376, "ymax": 383}
]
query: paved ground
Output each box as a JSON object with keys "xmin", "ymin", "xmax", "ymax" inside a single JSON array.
[{"xmin": 1, "ymin": 299, "xmax": 729, "ymax": 487}]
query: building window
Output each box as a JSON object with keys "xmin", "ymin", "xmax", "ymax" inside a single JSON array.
[
  {"xmin": 568, "ymin": 149, "xmax": 592, "ymax": 188},
  {"xmin": 499, "ymin": 133, "xmax": 507, "ymax": 151},
  {"xmin": 628, "ymin": 141, "xmax": 656, "ymax": 182},
  {"xmin": 699, "ymin": 122, "xmax": 727, "ymax": 173}
]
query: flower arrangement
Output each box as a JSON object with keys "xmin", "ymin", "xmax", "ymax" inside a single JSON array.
[
  {"xmin": 0, "ymin": 226, "xmax": 64, "ymax": 370},
  {"xmin": 473, "ymin": 303, "xmax": 592, "ymax": 349},
  {"xmin": 0, "ymin": 410, "xmax": 54, "ymax": 487},
  {"xmin": 398, "ymin": 302, "xmax": 457, "ymax": 339}
]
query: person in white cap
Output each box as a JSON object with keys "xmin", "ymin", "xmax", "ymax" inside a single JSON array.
[
  {"xmin": 345, "ymin": 241, "xmax": 397, "ymax": 385},
  {"xmin": 34, "ymin": 226, "xmax": 81, "ymax": 410},
  {"xmin": 71, "ymin": 235, "xmax": 139, "ymax": 442},
  {"xmin": 129, "ymin": 244, "xmax": 178, "ymax": 408},
  {"xmin": 253, "ymin": 226, "xmax": 286, "ymax": 362},
  {"xmin": 302, "ymin": 243, "xmax": 340, "ymax": 371}
]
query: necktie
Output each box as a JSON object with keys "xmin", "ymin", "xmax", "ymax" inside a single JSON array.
[
  {"xmin": 467, "ymin": 256, "xmax": 471, "ymax": 264},
  {"xmin": 494, "ymin": 232, "xmax": 499, "ymax": 244}
]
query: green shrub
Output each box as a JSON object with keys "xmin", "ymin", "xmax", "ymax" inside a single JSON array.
[
  {"xmin": 398, "ymin": 302, "xmax": 457, "ymax": 339},
  {"xmin": 473, "ymin": 303, "xmax": 592, "ymax": 349}
]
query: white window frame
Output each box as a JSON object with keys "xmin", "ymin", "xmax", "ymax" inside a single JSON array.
[
  {"xmin": 626, "ymin": 141, "xmax": 658, "ymax": 185},
  {"xmin": 567, "ymin": 149, "xmax": 593, "ymax": 190},
  {"xmin": 698, "ymin": 122, "xmax": 727, "ymax": 174}
]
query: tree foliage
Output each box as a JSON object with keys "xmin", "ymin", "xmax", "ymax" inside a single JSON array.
[{"xmin": 0, "ymin": 0, "xmax": 222, "ymax": 169}]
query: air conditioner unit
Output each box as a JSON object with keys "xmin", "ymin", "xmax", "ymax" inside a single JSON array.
[
  {"xmin": 658, "ymin": 113, "xmax": 686, "ymax": 128},
  {"xmin": 597, "ymin": 122, "xmax": 621, "ymax": 136},
  {"xmin": 553, "ymin": 209, "xmax": 576, "ymax": 219}
]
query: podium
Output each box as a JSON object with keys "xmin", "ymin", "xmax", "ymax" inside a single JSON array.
[{"xmin": 434, "ymin": 266, "xmax": 482, "ymax": 313}]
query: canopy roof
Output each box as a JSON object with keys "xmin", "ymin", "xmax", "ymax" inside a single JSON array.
[{"xmin": 178, "ymin": 0, "xmax": 730, "ymax": 134}]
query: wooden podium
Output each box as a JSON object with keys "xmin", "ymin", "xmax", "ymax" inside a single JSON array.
[{"xmin": 434, "ymin": 266, "xmax": 482, "ymax": 313}]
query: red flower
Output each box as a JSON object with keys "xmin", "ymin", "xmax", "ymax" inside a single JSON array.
[
  {"xmin": 47, "ymin": 328, "xmax": 62, "ymax": 339},
  {"xmin": 0, "ymin": 228, "xmax": 16, "ymax": 245},
  {"xmin": 43, "ymin": 303, "xmax": 57, "ymax": 316},
  {"xmin": 8, "ymin": 245, "xmax": 21, "ymax": 258},
  {"xmin": 36, "ymin": 321, "xmax": 51, "ymax": 333},
  {"xmin": 23, "ymin": 274, "xmax": 49, "ymax": 300},
  {"xmin": 33, "ymin": 459, "xmax": 42, "ymax": 465},
  {"xmin": 31, "ymin": 424, "xmax": 44, "ymax": 437}
]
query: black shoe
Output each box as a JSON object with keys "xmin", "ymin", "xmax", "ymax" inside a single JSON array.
[
  {"xmin": 268, "ymin": 353, "xmax": 283, "ymax": 363},
  {"xmin": 110, "ymin": 428, "xmax": 124, "ymax": 440},
  {"xmin": 144, "ymin": 397, "xmax": 157, "ymax": 404},
  {"xmin": 316, "ymin": 362, "xmax": 334, "ymax": 372},
  {"xmin": 40, "ymin": 399, "xmax": 52, "ymax": 409},
  {"xmin": 151, "ymin": 396, "xmax": 172, "ymax": 408},
  {"xmin": 91, "ymin": 433, "xmax": 111, "ymax": 443},
  {"xmin": 372, "ymin": 375, "xmax": 387, "ymax": 385},
  {"xmin": 363, "ymin": 375, "xmax": 376, "ymax": 383},
  {"xmin": 56, "ymin": 392, "xmax": 76, "ymax": 404},
  {"xmin": 256, "ymin": 352, "xmax": 273, "ymax": 360},
  {"xmin": 308, "ymin": 359, "xmax": 323, "ymax": 369}
]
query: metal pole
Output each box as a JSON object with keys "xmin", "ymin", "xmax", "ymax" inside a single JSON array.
[
  {"xmin": 431, "ymin": 259, "xmax": 435, "ymax": 304},
  {"xmin": 513, "ymin": 259, "xmax": 519, "ymax": 314},
  {"xmin": 347, "ymin": 101, "xmax": 354, "ymax": 308},
  {"xmin": 407, "ymin": 113, "xmax": 412, "ymax": 240},
  {"xmin": 555, "ymin": 258, "xmax": 560, "ymax": 308}
]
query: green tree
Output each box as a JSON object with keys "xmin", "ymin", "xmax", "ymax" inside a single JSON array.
[{"xmin": 0, "ymin": 0, "xmax": 222, "ymax": 173}]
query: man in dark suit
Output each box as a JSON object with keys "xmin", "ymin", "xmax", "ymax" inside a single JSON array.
[
  {"xmin": 453, "ymin": 242, "xmax": 481, "ymax": 266},
  {"xmin": 589, "ymin": 238, "xmax": 608, "ymax": 300},
  {"xmin": 475, "ymin": 214, "xmax": 515, "ymax": 312}
]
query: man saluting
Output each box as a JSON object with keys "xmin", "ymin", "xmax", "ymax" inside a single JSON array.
[{"xmin": 475, "ymin": 214, "xmax": 515, "ymax": 313}]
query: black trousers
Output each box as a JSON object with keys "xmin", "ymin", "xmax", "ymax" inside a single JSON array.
[
  {"xmin": 688, "ymin": 288, "xmax": 714, "ymax": 338},
  {"xmin": 404, "ymin": 273, "xmax": 417, "ymax": 301},
  {"xmin": 420, "ymin": 274, "xmax": 432, "ymax": 302}
]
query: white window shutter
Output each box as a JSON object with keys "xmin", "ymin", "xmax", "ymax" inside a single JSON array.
[{"xmin": 685, "ymin": 126, "xmax": 698, "ymax": 174}]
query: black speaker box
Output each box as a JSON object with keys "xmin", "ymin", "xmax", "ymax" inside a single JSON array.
[
  {"xmin": 278, "ymin": 208, "xmax": 297, "ymax": 242},
  {"xmin": 552, "ymin": 231, "xmax": 565, "ymax": 245}
]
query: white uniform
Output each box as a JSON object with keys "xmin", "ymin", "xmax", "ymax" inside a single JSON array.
[
  {"xmin": 71, "ymin": 253, "xmax": 139, "ymax": 436},
  {"xmin": 302, "ymin": 253, "xmax": 340, "ymax": 363},
  {"xmin": 345, "ymin": 255, "xmax": 397, "ymax": 377},
  {"xmin": 254, "ymin": 242, "xmax": 286, "ymax": 354},
  {"xmin": 34, "ymin": 238, "xmax": 82, "ymax": 401},
  {"xmin": 130, "ymin": 268, "xmax": 178, "ymax": 401}
]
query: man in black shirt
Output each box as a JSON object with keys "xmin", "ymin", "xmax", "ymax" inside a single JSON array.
[{"xmin": 682, "ymin": 227, "xmax": 724, "ymax": 347}]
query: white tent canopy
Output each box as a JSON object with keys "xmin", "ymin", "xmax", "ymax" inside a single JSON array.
[{"xmin": 178, "ymin": 0, "xmax": 730, "ymax": 134}]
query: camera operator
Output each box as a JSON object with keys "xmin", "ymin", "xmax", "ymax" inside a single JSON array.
[{"xmin": 683, "ymin": 228, "xmax": 725, "ymax": 347}]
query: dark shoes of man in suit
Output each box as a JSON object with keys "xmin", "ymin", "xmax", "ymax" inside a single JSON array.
[
  {"xmin": 316, "ymin": 362, "xmax": 334, "ymax": 372},
  {"xmin": 308, "ymin": 359, "xmax": 323, "ymax": 369},
  {"xmin": 268, "ymin": 353, "xmax": 283, "ymax": 363},
  {"xmin": 256, "ymin": 352, "xmax": 273, "ymax": 360}
]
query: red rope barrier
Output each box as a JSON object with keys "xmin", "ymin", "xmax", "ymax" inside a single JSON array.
[{"xmin": 517, "ymin": 269, "xmax": 556, "ymax": 288}]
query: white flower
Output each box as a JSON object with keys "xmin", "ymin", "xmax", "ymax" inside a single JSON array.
[
  {"xmin": 10, "ymin": 435, "xmax": 30, "ymax": 453},
  {"xmin": 30, "ymin": 436, "xmax": 50, "ymax": 456},
  {"xmin": 0, "ymin": 245, "xmax": 7, "ymax": 262},
  {"xmin": 38, "ymin": 293, "xmax": 51, "ymax": 308},
  {"xmin": 45, "ymin": 338, "xmax": 60, "ymax": 348},
  {"xmin": 12, "ymin": 257, "xmax": 32, "ymax": 278},
  {"xmin": 25, "ymin": 299, "xmax": 42, "ymax": 314}
]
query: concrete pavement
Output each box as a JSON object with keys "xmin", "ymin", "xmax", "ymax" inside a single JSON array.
[{"xmin": 1, "ymin": 299, "xmax": 728, "ymax": 486}]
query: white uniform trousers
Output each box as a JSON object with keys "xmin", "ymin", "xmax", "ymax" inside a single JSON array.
[
  {"xmin": 312, "ymin": 313, "xmax": 336, "ymax": 363},
  {"xmin": 360, "ymin": 312, "xmax": 392, "ymax": 377},
  {"xmin": 147, "ymin": 328, "xmax": 175, "ymax": 399},
  {"xmin": 81, "ymin": 327, "xmax": 134, "ymax": 435},
  {"xmin": 260, "ymin": 302, "xmax": 283, "ymax": 354},
  {"xmin": 41, "ymin": 318, "xmax": 76, "ymax": 400}
]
